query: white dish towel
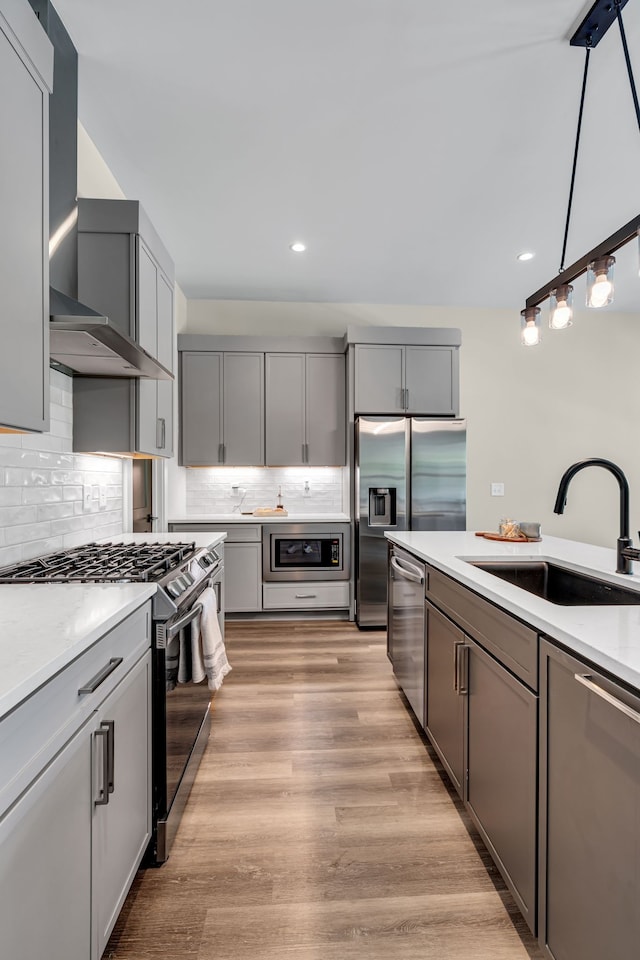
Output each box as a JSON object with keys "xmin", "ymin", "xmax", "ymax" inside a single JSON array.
[{"xmin": 191, "ymin": 586, "xmax": 231, "ymax": 691}]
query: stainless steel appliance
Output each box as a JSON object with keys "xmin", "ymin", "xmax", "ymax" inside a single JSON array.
[
  {"xmin": 0, "ymin": 540, "xmax": 223, "ymax": 864},
  {"xmin": 355, "ymin": 416, "xmax": 466, "ymax": 627},
  {"xmin": 262, "ymin": 523, "xmax": 350, "ymax": 581},
  {"xmin": 387, "ymin": 545, "xmax": 426, "ymax": 726}
]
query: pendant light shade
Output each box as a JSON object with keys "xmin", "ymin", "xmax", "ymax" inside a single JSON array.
[
  {"xmin": 549, "ymin": 284, "xmax": 574, "ymax": 328},
  {"xmin": 521, "ymin": 306, "xmax": 541, "ymax": 346},
  {"xmin": 586, "ymin": 255, "xmax": 615, "ymax": 307}
]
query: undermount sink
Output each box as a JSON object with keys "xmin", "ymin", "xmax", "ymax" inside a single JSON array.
[{"xmin": 465, "ymin": 559, "xmax": 640, "ymax": 606}]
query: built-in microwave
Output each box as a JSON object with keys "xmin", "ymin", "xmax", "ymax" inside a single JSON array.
[{"xmin": 262, "ymin": 523, "xmax": 351, "ymax": 581}]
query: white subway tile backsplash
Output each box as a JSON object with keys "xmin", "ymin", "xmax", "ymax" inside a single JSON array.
[
  {"xmin": 0, "ymin": 371, "xmax": 125, "ymax": 565},
  {"xmin": 184, "ymin": 465, "xmax": 345, "ymax": 516}
]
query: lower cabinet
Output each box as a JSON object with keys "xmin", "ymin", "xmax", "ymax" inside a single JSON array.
[
  {"xmin": 424, "ymin": 599, "xmax": 537, "ymax": 930},
  {"xmin": 0, "ymin": 721, "xmax": 92, "ymax": 960},
  {"xmin": 92, "ymin": 650, "xmax": 152, "ymax": 959},
  {"xmin": 262, "ymin": 581, "xmax": 349, "ymax": 610},
  {"xmin": 225, "ymin": 541, "xmax": 262, "ymax": 612},
  {"xmin": 0, "ymin": 604, "xmax": 152, "ymax": 960},
  {"xmin": 539, "ymin": 640, "xmax": 640, "ymax": 960}
]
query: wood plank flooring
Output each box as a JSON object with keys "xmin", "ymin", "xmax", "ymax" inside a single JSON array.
[{"xmin": 104, "ymin": 621, "xmax": 543, "ymax": 960}]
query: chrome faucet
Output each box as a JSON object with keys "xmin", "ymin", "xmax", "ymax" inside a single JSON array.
[{"xmin": 553, "ymin": 458, "xmax": 640, "ymax": 574}]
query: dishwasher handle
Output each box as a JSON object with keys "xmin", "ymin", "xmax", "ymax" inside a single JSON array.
[{"xmin": 391, "ymin": 554, "xmax": 425, "ymax": 584}]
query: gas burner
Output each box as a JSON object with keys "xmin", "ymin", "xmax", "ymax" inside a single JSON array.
[{"xmin": 0, "ymin": 541, "xmax": 198, "ymax": 584}]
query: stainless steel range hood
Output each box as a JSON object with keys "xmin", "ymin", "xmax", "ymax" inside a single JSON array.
[{"xmin": 49, "ymin": 288, "xmax": 173, "ymax": 379}]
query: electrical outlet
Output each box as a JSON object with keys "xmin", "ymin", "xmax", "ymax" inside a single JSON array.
[
  {"xmin": 91, "ymin": 485, "xmax": 100, "ymax": 512},
  {"xmin": 303, "ymin": 480, "xmax": 311, "ymax": 498},
  {"xmin": 83, "ymin": 485, "xmax": 92, "ymax": 511},
  {"xmin": 99, "ymin": 485, "xmax": 107, "ymax": 509},
  {"xmin": 491, "ymin": 482, "xmax": 505, "ymax": 497}
]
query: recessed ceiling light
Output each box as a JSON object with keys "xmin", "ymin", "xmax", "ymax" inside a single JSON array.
[
  {"xmin": 290, "ymin": 242, "xmax": 306, "ymax": 253},
  {"xmin": 517, "ymin": 251, "xmax": 535, "ymax": 261}
]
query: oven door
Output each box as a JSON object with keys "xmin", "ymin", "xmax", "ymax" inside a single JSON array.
[
  {"xmin": 149, "ymin": 572, "xmax": 223, "ymax": 864},
  {"xmin": 262, "ymin": 523, "xmax": 350, "ymax": 581}
]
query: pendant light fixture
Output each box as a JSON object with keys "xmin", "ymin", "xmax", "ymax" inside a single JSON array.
[{"xmin": 520, "ymin": 0, "xmax": 640, "ymax": 344}]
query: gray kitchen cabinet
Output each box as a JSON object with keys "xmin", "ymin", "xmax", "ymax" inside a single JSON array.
[
  {"xmin": 180, "ymin": 351, "xmax": 264, "ymax": 466},
  {"xmin": 0, "ymin": 600, "xmax": 151, "ymax": 960},
  {"xmin": 265, "ymin": 352, "xmax": 346, "ymax": 466},
  {"xmin": 73, "ymin": 199, "xmax": 175, "ymax": 457},
  {"xmin": 225, "ymin": 541, "xmax": 262, "ymax": 612},
  {"xmin": 425, "ymin": 599, "xmax": 466, "ymax": 796},
  {"xmin": 0, "ymin": 720, "xmax": 92, "ymax": 960},
  {"xmin": 423, "ymin": 565, "xmax": 538, "ymax": 933},
  {"xmin": 354, "ymin": 343, "xmax": 459, "ymax": 415},
  {"xmin": 0, "ymin": 0, "xmax": 53, "ymax": 433},
  {"xmin": 92, "ymin": 649, "xmax": 152, "ymax": 959},
  {"xmin": 539, "ymin": 640, "xmax": 640, "ymax": 960}
]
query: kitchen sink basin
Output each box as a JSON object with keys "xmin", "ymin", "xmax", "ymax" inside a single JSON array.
[{"xmin": 465, "ymin": 559, "xmax": 640, "ymax": 606}]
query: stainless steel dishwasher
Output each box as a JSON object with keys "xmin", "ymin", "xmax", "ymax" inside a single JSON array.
[{"xmin": 387, "ymin": 544, "xmax": 426, "ymax": 728}]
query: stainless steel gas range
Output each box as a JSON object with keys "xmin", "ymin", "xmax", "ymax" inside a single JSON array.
[{"xmin": 0, "ymin": 539, "xmax": 224, "ymax": 864}]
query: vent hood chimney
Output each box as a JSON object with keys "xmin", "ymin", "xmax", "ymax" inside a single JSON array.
[{"xmin": 29, "ymin": 0, "xmax": 172, "ymax": 380}]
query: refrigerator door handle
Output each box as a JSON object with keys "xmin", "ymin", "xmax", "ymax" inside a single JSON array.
[{"xmin": 391, "ymin": 555, "xmax": 424, "ymax": 584}]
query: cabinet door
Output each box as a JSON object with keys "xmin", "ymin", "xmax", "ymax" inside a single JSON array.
[
  {"xmin": 223, "ymin": 353, "xmax": 264, "ymax": 465},
  {"xmin": 540, "ymin": 641, "xmax": 640, "ymax": 960},
  {"xmin": 92, "ymin": 651, "xmax": 152, "ymax": 959},
  {"xmin": 425, "ymin": 600, "xmax": 466, "ymax": 796},
  {"xmin": 265, "ymin": 353, "xmax": 306, "ymax": 465},
  {"xmin": 405, "ymin": 346, "xmax": 457, "ymax": 415},
  {"xmin": 305, "ymin": 354, "xmax": 346, "ymax": 465},
  {"xmin": 354, "ymin": 345, "xmax": 404, "ymax": 414},
  {"xmin": 466, "ymin": 639, "xmax": 537, "ymax": 933},
  {"xmin": 0, "ymin": 722, "xmax": 92, "ymax": 960},
  {"xmin": 155, "ymin": 271, "xmax": 175, "ymax": 457},
  {"xmin": 180, "ymin": 352, "xmax": 223, "ymax": 465},
  {"xmin": 225, "ymin": 542, "xmax": 262, "ymax": 612},
  {"xmin": 0, "ymin": 10, "xmax": 50, "ymax": 432}
]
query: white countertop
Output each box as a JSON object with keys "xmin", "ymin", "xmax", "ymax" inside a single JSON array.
[
  {"xmin": 169, "ymin": 514, "xmax": 350, "ymax": 525},
  {"xmin": 386, "ymin": 531, "xmax": 640, "ymax": 691},
  {"xmin": 0, "ymin": 583, "xmax": 156, "ymax": 720}
]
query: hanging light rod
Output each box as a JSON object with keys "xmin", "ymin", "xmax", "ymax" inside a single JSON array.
[
  {"xmin": 525, "ymin": 213, "xmax": 640, "ymax": 309},
  {"xmin": 570, "ymin": 0, "xmax": 630, "ymax": 48}
]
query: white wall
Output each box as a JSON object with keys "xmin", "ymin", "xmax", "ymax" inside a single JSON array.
[{"xmin": 184, "ymin": 299, "xmax": 640, "ymax": 549}]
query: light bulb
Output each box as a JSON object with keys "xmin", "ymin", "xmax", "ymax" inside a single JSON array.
[
  {"xmin": 550, "ymin": 301, "xmax": 571, "ymax": 329},
  {"xmin": 522, "ymin": 321, "xmax": 540, "ymax": 346},
  {"xmin": 589, "ymin": 274, "xmax": 612, "ymax": 308}
]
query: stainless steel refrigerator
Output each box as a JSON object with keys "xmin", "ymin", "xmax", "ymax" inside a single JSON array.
[{"xmin": 355, "ymin": 416, "xmax": 466, "ymax": 627}]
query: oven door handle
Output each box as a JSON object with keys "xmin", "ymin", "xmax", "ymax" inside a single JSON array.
[{"xmin": 166, "ymin": 602, "xmax": 203, "ymax": 641}]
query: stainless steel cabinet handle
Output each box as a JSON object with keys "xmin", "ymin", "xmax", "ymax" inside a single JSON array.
[
  {"xmin": 156, "ymin": 417, "xmax": 166, "ymax": 449},
  {"xmin": 218, "ymin": 442, "xmax": 224, "ymax": 464},
  {"xmin": 575, "ymin": 673, "xmax": 640, "ymax": 724},
  {"xmin": 103, "ymin": 720, "xmax": 115, "ymax": 794},
  {"xmin": 453, "ymin": 639, "xmax": 464, "ymax": 692},
  {"xmin": 295, "ymin": 593, "xmax": 317, "ymax": 598},
  {"xmin": 78, "ymin": 657, "xmax": 123, "ymax": 695},
  {"xmin": 95, "ymin": 724, "xmax": 110, "ymax": 806},
  {"xmin": 305, "ymin": 443, "xmax": 310, "ymax": 463},
  {"xmin": 222, "ymin": 443, "xmax": 226, "ymax": 464},
  {"xmin": 391, "ymin": 555, "xmax": 424, "ymax": 584},
  {"xmin": 405, "ymin": 388, "xmax": 409, "ymax": 410},
  {"xmin": 302, "ymin": 443, "xmax": 306, "ymax": 463}
]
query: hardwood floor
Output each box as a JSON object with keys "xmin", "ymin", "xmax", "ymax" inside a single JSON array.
[{"xmin": 105, "ymin": 621, "xmax": 543, "ymax": 959}]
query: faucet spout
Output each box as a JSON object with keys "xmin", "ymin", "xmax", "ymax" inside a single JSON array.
[{"xmin": 553, "ymin": 458, "xmax": 633, "ymax": 574}]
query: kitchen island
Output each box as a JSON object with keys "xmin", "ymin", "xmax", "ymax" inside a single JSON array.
[{"xmin": 386, "ymin": 530, "xmax": 640, "ymax": 960}]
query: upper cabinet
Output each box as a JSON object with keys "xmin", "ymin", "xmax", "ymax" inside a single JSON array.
[
  {"xmin": 0, "ymin": 0, "xmax": 53, "ymax": 433},
  {"xmin": 180, "ymin": 351, "xmax": 264, "ymax": 466},
  {"xmin": 73, "ymin": 199, "xmax": 175, "ymax": 457},
  {"xmin": 265, "ymin": 352, "xmax": 346, "ymax": 466},
  {"xmin": 348, "ymin": 326, "xmax": 461, "ymax": 417},
  {"xmin": 177, "ymin": 335, "xmax": 346, "ymax": 468}
]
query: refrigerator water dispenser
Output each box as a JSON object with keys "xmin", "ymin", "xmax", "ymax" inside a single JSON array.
[{"xmin": 369, "ymin": 487, "xmax": 396, "ymax": 526}]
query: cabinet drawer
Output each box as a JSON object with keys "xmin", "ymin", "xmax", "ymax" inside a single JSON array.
[
  {"xmin": 262, "ymin": 582, "xmax": 350, "ymax": 610},
  {"xmin": 223, "ymin": 524, "xmax": 261, "ymax": 543},
  {"xmin": 0, "ymin": 602, "xmax": 151, "ymax": 818},
  {"xmin": 426, "ymin": 567, "xmax": 538, "ymax": 689}
]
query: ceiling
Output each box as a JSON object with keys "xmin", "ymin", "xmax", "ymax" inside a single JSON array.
[{"xmin": 53, "ymin": 0, "xmax": 640, "ymax": 311}]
